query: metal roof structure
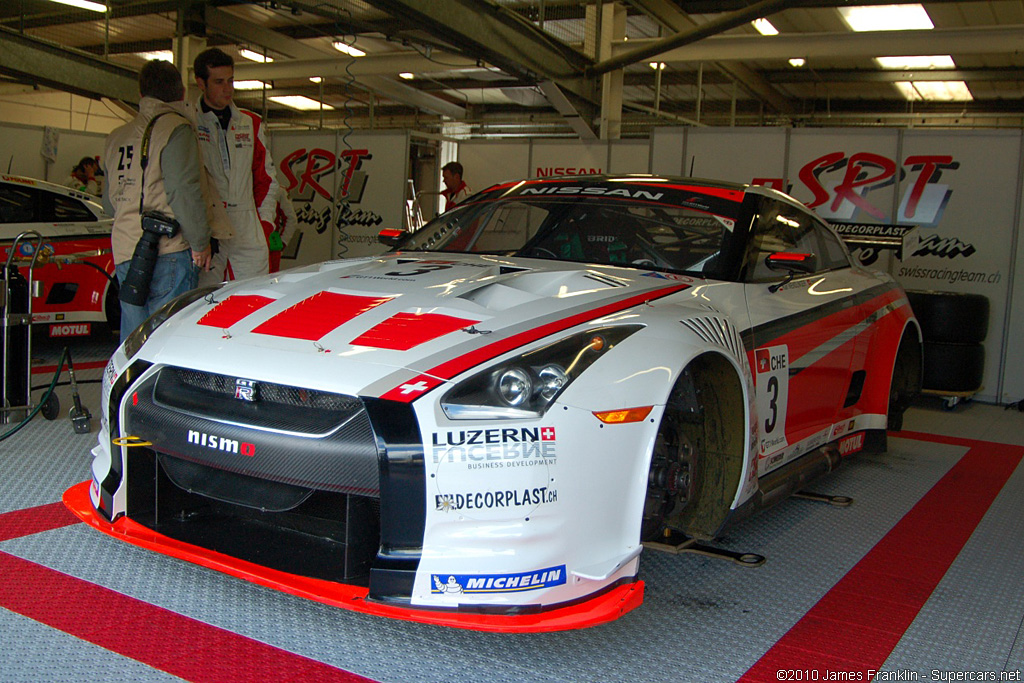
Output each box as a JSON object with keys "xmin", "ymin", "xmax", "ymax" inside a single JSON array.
[{"xmin": 1, "ymin": 0, "xmax": 1022, "ymax": 137}]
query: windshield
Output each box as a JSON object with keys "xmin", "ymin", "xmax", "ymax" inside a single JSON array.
[{"xmin": 399, "ymin": 182, "xmax": 744, "ymax": 277}]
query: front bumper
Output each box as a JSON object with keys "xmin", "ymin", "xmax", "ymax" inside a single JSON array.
[{"xmin": 65, "ymin": 481, "xmax": 643, "ymax": 632}]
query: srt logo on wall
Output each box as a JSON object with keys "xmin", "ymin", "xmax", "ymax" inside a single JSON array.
[
  {"xmin": 279, "ymin": 147, "xmax": 384, "ymax": 255},
  {"xmin": 754, "ymin": 152, "xmax": 959, "ymax": 228}
]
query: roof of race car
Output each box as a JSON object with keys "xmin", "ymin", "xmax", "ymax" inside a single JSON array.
[
  {"xmin": 473, "ymin": 174, "xmax": 811, "ymax": 213},
  {"xmin": 1, "ymin": 173, "xmax": 100, "ymax": 203}
]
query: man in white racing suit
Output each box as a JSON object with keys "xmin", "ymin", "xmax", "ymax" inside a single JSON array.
[{"xmin": 193, "ymin": 47, "xmax": 279, "ymax": 284}]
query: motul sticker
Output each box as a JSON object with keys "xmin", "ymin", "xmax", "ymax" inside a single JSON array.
[
  {"xmin": 49, "ymin": 323, "xmax": 90, "ymax": 337},
  {"xmin": 838, "ymin": 432, "xmax": 865, "ymax": 456},
  {"xmin": 755, "ymin": 344, "xmax": 789, "ymax": 457}
]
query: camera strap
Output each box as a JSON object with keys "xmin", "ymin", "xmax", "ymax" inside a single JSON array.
[{"xmin": 136, "ymin": 112, "xmax": 176, "ymax": 217}]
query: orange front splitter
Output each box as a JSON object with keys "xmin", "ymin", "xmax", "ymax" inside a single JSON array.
[{"xmin": 63, "ymin": 481, "xmax": 644, "ymax": 632}]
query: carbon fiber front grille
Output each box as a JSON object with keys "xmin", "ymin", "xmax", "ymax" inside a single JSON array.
[{"xmin": 154, "ymin": 366, "xmax": 365, "ymax": 434}]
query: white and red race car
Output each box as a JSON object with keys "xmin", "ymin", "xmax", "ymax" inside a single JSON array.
[
  {"xmin": 0, "ymin": 175, "xmax": 116, "ymax": 338},
  {"xmin": 67, "ymin": 176, "xmax": 921, "ymax": 631}
]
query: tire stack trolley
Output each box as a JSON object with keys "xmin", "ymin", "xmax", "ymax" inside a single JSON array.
[
  {"xmin": 906, "ymin": 290, "xmax": 989, "ymax": 410},
  {"xmin": 1, "ymin": 230, "xmax": 42, "ymax": 424}
]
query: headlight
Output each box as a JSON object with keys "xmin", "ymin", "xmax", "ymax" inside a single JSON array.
[
  {"xmin": 121, "ymin": 285, "xmax": 221, "ymax": 360},
  {"xmin": 441, "ymin": 325, "xmax": 642, "ymax": 419}
]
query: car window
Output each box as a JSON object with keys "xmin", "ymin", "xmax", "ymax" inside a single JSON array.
[
  {"xmin": 50, "ymin": 195, "xmax": 98, "ymax": 223},
  {"xmin": 0, "ymin": 185, "xmax": 37, "ymax": 224},
  {"xmin": 745, "ymin": 201, "xmax": 823, "ymax": 282},
  {"xmin": 816, "ymin": 221, "xmax": 852, "ymax": 270}
]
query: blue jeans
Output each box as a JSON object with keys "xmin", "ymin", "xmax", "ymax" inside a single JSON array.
[{"xmin": 115, "ymin": 250, "xmax": 197, "ymax": 339}]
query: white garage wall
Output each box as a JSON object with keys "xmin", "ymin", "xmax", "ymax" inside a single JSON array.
[
  {"xmin": 457, "ymin": 142, "xmax": 530, "ymax": 204},
  {"xmin": 0, "ymin": 122, "xmax": 107, "ymax": 185},
  {"xmin": 896, "ymin": 130, "xmax": 1022, "ymax": 404}
]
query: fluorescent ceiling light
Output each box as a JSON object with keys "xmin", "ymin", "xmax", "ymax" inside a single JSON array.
[
  {"xmin": 333, "ymin": 41, "xmax": 365, "ymax": 58},
  {"xmin": 789, "ymin": 58, "xmax": 806, "ymax": 68},
  {"xmin": 752, "ymin": 18, "xmax": 779, "ymax": 36},
  {"xmin": 399, "ymin": 72, "xmax": 415, "ymax": 80},
  {"xmin": 838, "ymin": 4, "xmax": 933, "ymax": 32},
  {"xmin": 270, "ymin": 95, "xmax": 334, "ymax": 110},
  {"xmin": 876, "ymin": 55, "xmax": 955, "ymax": 69},
  {"xmin": 234, "ymin": 80, "xmax": 270, "ymax": 90},
  {"xmin": 136, "ymin": 50, "xmax": 174, "ymax": 62},
  {"xmin": 49, "ymin": 0, "xmax": 107, "ymax": 12},
  {"xmin": 309, "ymin": 77, "xmax": 323, "ymax": 83},
  {"xmin": 239, "ymin": 49, "xmax": 274, "ymax": 63},
  {"xmin": 895, "ymin": 81, "xmax": 973, "ymax": 102}
]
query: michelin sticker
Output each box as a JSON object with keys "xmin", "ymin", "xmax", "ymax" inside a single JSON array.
[
  {"xmin": 431, "ymin": 565, "xmax": 566, "ymax": 594},
  {"xmin": 755, "ymin": 345, "xmax": 790, "ymax": 457}
]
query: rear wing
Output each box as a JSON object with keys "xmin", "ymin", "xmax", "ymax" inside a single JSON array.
[{"xmin": 830, "ymin": 222, "xmax": 918, "ymax": 259}]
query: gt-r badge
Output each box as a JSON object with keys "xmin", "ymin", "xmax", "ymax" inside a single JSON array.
[{"xmin": 235, "ymin": 379, "xmax": 258, "ymax": 402}]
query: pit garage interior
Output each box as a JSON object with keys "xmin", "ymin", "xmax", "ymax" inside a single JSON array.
[{"xmin": 3, "ymin": 1, "xmax": 1024, "ymax": 681}]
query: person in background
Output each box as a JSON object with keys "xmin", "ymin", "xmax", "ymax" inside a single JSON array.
[
  {"xmin": 440, "ymin": 161, "xmax": 471, "ymax": 211},
  {"xmin": 192, "ymin": 47, "xmax": 279, "ymax": 284},
  {"xmin": 67, "ymin": 156, "xmax": 102, "ymax": 196},
  {"xmin": 268, "ymin": 184, "xmax": 298, "ymax": 273},
  {"xmin": 102, "ymin": 60, "xmax": 213, "ymax": 339}
]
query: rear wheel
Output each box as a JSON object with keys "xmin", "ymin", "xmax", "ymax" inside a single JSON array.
[
  {"xmin": 888, "ymin": 331, "xmax": 923, "ymax": 431},
  {"xmin": 104, "ymin": 279, "xmax": 121, "ymax": 338}
]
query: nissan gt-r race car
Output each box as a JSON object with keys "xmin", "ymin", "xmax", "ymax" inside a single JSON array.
[
  {"xmin": 0, "ymin": 175, "xmax": 116, "ymax": 338},
  {"xmin": 66, "ymin": 175, "xmax": 922, "ymax": 632}
]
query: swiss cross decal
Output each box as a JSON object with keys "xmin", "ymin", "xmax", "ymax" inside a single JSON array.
[
  {"xmin": 540, "ymin": 427, "xmax": 556, "ymax": 441},
  {"xmin": 399, "ymin": 380, "xmax": 431, "ymax": 395},
  {"xmin": 756, "ymin": 349, "xmax": 770, "ymax": 373}
]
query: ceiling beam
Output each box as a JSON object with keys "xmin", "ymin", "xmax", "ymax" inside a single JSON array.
[
  {"xmin": 766, "ymin": 67, "xmax": 1024, "ymax": 84},
  {"xmin": 360, "ymin": 0, "xmax": 597, "ymax": 106},
  {"xmin": 0, "ymin": 26, "xmax": 138, "ymax": 103},
  {"xmin": 232, "ymin": 53, "xmax": 479, "ymax": 81},
  {"xmin": 205, "ymin": 6, "xmax": 466, "ymax": 119},
  {"xmin": 622, "ymin": 25, "xmax": 1024, "ymax": 63},
  {"xmin": 625, "ymin": 0, "xmax": 795, "ymax": 115},
  {"xmin": 591, "ymin": 0, "xmax": 795, "ymax": 76}
]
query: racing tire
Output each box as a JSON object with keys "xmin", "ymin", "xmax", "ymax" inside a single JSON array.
[
  {"xmin": 887, "ymin": 332, "xmax": 922, "ymax": 432},
  {"xmin": 641, "ymin": 354, "xmax": 745, "ymax": 542},
  {"xmin": 103, "ymin": 279, "xmax": 122, "ymax": 338},
  {"xmin": 906, "ymin": 291, "xmax": 989, "ymax": 344},
  {"xmin": 921, "ymin": 342, "xmax": 984, "ymax": 393}
]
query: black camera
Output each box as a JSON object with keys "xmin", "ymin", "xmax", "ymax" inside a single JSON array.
[{"xmin": 119, "ymin": 211, "xmax": 180, "ymax": 306}]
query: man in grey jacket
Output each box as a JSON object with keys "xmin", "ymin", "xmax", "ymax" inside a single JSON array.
[{"xmin": 103, "ymin": 60, "xmax": 212, "ymax": 338}]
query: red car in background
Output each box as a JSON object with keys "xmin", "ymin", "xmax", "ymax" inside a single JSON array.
[{"xmin": 0, "ymin": 175, "xmax": 117, "ymax": 338}]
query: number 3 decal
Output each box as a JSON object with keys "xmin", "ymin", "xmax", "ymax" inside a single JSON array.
[
  {"xmin": 384, "ymin": 262, "xmax": 453, "ymax": 277},
  {"xmin": 754, "ymin": 345, "xmax": 790, "ymax": 457}
]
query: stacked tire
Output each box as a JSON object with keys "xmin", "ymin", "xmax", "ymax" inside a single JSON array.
[{"xmin": 906, "ymin": 290, "xmax": 988, "ymax": 393}]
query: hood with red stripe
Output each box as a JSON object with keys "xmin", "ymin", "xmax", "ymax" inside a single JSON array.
[{"xmin": 139, "ymin": 253, "xmax": 691, "ymax": 400}]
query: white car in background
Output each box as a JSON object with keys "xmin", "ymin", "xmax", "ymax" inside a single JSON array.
[{"xmin": 0, "ymin": 174, "xmax": 116, "ymax": 337}]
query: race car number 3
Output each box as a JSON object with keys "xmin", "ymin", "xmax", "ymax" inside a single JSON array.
[{"xmin": 755, "ymin": 344, "xmax": 790, "ymax": 456}]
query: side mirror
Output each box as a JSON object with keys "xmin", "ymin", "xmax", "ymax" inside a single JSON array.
[
  {"xmin": 765, "ymin": 251, "xmax": 815, "ymax": 274},
  {"xmin": 378, "ymin": 228, "xmax": 407, "ymax": 248}
]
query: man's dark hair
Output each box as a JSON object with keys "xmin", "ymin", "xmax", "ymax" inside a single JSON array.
[
  {"xmin": 139, "ymin": 60, "xmax": 185, "ymax": 102},
  {"xmin": 193, "ymin": 48, "xmax": 234, "ymax": 81},
  {"xmin": 442, "ymin": 161, "xmax": 463, "ymax": 177}
]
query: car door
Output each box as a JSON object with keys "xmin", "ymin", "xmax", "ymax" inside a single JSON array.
[{"xmin": 743, "ymin": 195, "xmax": 861, "ymax": 470}]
